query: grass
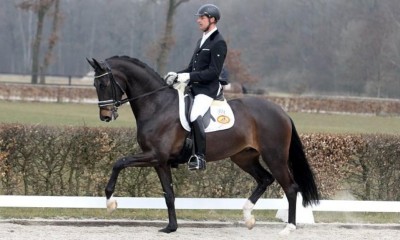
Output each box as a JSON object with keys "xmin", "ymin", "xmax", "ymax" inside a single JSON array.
[
  {"xmin": 0, "ymin": 101, "xmax": 135, "ymax": 128},
  {"xmin": 290, "ymin": 112, "xmax": 400, "ymax": 134},
  {"xmin": 1, "ymin": 100, "xmax": 400, "ymax": 134}
]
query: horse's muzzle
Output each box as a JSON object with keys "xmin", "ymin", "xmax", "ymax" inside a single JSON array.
[{"xmin": 100, "ymin": 107, "xmax": 119, "ymax": 122}]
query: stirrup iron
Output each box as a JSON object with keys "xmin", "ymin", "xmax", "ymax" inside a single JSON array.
[{"xmin": 188, "ymin": 155, "xmax": 206, "ymax": 171}]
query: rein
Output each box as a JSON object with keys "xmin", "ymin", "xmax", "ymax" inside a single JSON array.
[
  {"xmin": 119, "ymin": 85, "xmax": 170, "ymax": 105},
  {"xmin": 95, "ymin": 62, "xmax": 169, "ymax": 108}
]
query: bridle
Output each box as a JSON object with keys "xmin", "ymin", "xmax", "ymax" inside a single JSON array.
[{"xmin": 94, "ymin": 61, "xmax": 170, "ymax": 109}]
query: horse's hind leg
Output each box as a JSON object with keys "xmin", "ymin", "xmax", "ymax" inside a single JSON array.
[
  {"xmin": 231, "ymin": 151, "xmax": 275, "ymax": 230},
  {"xmin": 260, "ymin": 149, "xmax": 299, "ymax": 234}
]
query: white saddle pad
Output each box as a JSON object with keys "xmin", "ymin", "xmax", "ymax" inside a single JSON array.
[{"xmin": 174, "ymin": 83, "xmax": 235, "ymax": 133}]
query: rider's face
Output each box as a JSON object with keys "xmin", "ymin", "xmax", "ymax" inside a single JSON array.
[{"xmin": 197, "ymin": 16, "xmax": 215, "ymax": 32}]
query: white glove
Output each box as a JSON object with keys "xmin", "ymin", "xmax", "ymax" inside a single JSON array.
[
  {"xmin": 164, "ymin": 72, "xmax": 177, "ymax": 85},
  {"xmin": 177, "ymin": 73, "xmax": 190, "ymax": 83}
]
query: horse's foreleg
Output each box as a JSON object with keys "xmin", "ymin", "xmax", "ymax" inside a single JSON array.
[
  {"xmin": 155, "ymin": 165, "xmax": 177, "ymax": 233},
  {"xmin": 104, "ymin": 153, "xmax": 158, "ymax": 212},
  {"xmin": 105, "ymin": 168, "xmax": 120, "ymax": 212}
]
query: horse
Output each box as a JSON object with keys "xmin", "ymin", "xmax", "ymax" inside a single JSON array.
[{"xmin": 87, "ymin": 56, "xmax": 320, "ymax": 234}]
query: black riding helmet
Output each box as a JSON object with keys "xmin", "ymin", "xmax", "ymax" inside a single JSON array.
[{"xmin": 195, "ymin": 4, "xmax": 221, "ymax": 22}]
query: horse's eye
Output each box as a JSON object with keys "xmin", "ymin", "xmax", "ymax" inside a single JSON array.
[
  {"xmin": 94, "ymin": 78, "xmax": 108, "ymax": 90},
  {"xmin": 99, "ymin": 82, "xmax": 107, "ymax": 90}
]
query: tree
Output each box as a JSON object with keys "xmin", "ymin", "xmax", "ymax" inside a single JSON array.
[
  {"xmin": 155, "ymin": 0, "xmax": 189, "ymax": 75},
  {"xmin": 342, "ymin": 0, "xmax": 393, "ymax": 97},
  {"xmin": 18, "ymin": 0, "xmax": 61, "ymax": 84},
  {"xmin": 40, "ymin": 0, "xmax": 61, "ymax": 84},
  {"xmin": 224, "ymin": 48, "xmax": 260, "ymax": 86}
]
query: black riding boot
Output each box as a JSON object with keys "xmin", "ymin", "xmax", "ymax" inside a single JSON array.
[{"xmin": 188, "ymin": 116, "xmax": 206, "ymax": 170}]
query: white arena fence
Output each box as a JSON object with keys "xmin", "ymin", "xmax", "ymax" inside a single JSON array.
[
  {"xmin": 1, "ymin": 195, "xmax": 399, "ymax": 224},
  {"xmin": 0, "ymin": 195, "xmax": 399, "ymax": 212}
]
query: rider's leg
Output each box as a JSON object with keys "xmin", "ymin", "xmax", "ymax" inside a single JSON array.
[
  {"xmin": 188, "ymin": 116, "xmax": 206, "ymax": 170},
  {"xmin": 188, "ymin": 94, "xmax": 213, "ymax": 170},
  {"xmin": 190, "ymin": 94, "xmax": 214, "ymax": 122}
]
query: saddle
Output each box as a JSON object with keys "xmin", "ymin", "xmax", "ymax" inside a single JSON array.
[
  {"xmin": 170, "ymin": 82, "xmax": 235, "ymax": 168},
  {"xmin": 174, "ymin": 82, "xmax": 235, "ymax": 132}
]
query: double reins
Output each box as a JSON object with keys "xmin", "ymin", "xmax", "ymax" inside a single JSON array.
[{"xmin": 95, "ymin": 62, "xmax": 169, "ymax": 108}]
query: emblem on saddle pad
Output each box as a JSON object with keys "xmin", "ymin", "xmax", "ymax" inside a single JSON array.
[
  {"xmin": 174, "ymin": 83, "xmax": 235, "ymax": 133},
  {"xmin": 217, "ymin": 115, "xmax": 230, "ymax": 124}
]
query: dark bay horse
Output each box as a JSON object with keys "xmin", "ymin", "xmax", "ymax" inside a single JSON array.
[{"xmin": 87, "ymin": 56, "xmax": 319, "ymax": 234}]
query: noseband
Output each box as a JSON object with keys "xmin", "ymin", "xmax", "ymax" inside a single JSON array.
[{"xmin": 94, "ymin": 61, "xmax": 169, "ymax": 109}]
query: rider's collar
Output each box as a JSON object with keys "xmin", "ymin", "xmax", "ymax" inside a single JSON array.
[{"xmin": 200, "ymin": 27, "xmax": 217, "ymax": 47}]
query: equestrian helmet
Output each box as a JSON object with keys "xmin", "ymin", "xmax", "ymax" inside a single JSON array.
[{"xmin": 195, "ymin": 4, "xmax": 221, "ymax": 21}]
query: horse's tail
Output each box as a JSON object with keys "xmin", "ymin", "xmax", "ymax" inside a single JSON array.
[{"xmin": 288, "ymin": 118, "xmax": 320, "ymax": 207}]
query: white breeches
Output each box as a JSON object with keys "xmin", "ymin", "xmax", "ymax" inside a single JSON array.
[{"xmin": 190, "ymin": 94, "xmax": 214, "ymax": 122}]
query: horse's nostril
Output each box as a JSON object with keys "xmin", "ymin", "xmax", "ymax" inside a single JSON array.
[{"xmin": 100, "ymin": 115, "xmax": 112, "ymax": 122}]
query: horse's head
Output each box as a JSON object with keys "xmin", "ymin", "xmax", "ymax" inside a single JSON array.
[{"xmin": 87, "ymin": 58, "xmax": 125, "ymax": 122}]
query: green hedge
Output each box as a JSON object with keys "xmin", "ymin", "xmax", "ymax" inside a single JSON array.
[{"xmin": 0, "ymin": 124, "xmax": 399, "ymax": 200}]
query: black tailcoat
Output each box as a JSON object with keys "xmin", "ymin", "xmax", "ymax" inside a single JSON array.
[{"xmin": 179, "ymin": 30, "xmax": 227, "ymax": 97}]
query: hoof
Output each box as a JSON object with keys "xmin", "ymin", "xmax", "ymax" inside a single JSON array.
[
  {"xmin": 158, "ymin": 227, "xmax": 177, "ymax": 233},
  {"xmin": 106, "ymin": 196, "xmax": 118, "ymax": 213},
  {"xmin": 279, "ymin": 223, "xmax": 296, "ymax": 236},
  {"xmin": 244, "ymin": 215, "xmax": 256, "ymax": 230}
]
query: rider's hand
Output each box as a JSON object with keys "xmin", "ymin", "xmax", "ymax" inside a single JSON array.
[
  {"xmin": 164, "ymin": 72, "xmax": 177, "ymax": 85},
  {"xmin": 177, "ymin": 73, "xmax": 190, "ymax": 83}
]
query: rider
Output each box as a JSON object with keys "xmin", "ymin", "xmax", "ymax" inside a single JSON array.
[{"xmin": 164, "ymin": 4, "xmax": 227, "ymax": 170}]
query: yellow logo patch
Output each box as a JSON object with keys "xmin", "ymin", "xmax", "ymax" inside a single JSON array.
[{"xmin": 217, "ymin": 115, "xmax": 230, "ymax": 124}]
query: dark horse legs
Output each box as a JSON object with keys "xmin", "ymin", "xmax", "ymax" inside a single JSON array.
[
  {"xmin": 231, "ymin": 145, "xmax": 300, "ymax": 232},
  {"xmin": 260, "ymin": 149, "xmax": 299, "ymax": 230},
  {"xmin": 105, "ymin": 153, "xmax": 158, "ymax": 198},
  {"xmin": 104, "ymin": 152, "xmax": 177, "ymax": 233},
  {"xmin": 231, "ymin": 152, "xmax": 275, "ymax": 229},
  {"xmin": 155, "ymin": 165, "xmax": 178, "ymax": 233}
]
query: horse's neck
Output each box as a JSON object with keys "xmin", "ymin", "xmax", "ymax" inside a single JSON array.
[
  {"xmin": 116, "ymin": 60, "xmax": 178, "ymax": 123},
  {"xmin": 130, "ymin": 88, "xmax": 178, "ymax": 130},
  {"xmin": 126, "ymin": 77, "xmax": 177, "ymax": 121}
]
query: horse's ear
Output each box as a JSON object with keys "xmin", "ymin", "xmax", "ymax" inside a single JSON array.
[
  {"xmin": 86, "ymin": 58, "xmax": 96, "ymax": 69},
  {"xmin": 92, "ymin": 58, "xmax": 103, "ymax": 70}
]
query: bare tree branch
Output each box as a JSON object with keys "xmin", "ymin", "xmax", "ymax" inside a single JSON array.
[{"xmin": 174, "ymin": 0, "xmax": 189, "ymax": 9}]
